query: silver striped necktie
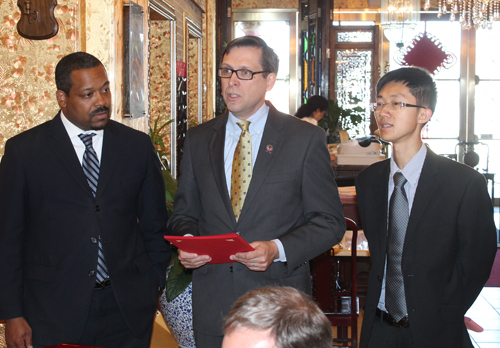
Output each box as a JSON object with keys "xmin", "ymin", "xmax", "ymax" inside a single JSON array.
[
  {"xmin": 79, "ymin": 133, "xmax": 109, "ymax": 283},
  {"xmin": 385, "ymin": 172, "xmax": 409, "ymax": 321}
]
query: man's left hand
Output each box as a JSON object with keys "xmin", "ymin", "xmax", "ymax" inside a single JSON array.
[{"xmin": 230, "ymin": 241, "xmax": 279, "ymax": 271}]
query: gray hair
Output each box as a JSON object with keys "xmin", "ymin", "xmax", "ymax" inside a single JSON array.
[{"xmin": 223, "ymin": 287, "xmax": 332, "ymax": 348}]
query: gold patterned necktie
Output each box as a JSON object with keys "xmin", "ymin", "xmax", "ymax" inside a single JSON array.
[{"xmin": 230, "ymin": 121, "xmax": 252, "ymax": 222}]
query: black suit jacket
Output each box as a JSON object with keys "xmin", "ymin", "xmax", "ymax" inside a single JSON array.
[
  {"xmin": 167, "ymin": 103, "xmax": 346, "ymax": 335},
  {"xmin": 356, "ymin": 149, "xmax": 497, "ymax": 348},
  {"xmin": 0, "ymin": 113, "xmax": 170, "ymax": 345}
]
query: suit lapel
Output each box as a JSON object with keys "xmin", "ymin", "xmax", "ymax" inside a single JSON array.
[
  {"xmin": 238, "ymin": 105, "xmax": 285, "ymax": 222},
  {"xmin": 208, "ymin": 114, "xmax": 235, "ymax": 222},
  {"xmin": 375, "ymin": 161, "xmax": 391, "ymax": 259},
  {"xmin": 404, "ymin": 149, "xmax": 439, "ymax": 246},
  {"xmin": 96, "ymin": 121, "xmax": 119, "ymax": 200},
  {"xmin": 48, "ymin": 112, "xmax": 94, "ymax": 198}
]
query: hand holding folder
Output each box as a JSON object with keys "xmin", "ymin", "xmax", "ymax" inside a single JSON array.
[{"xmin": 164, "ymin": 233, "xmax": 255, "ymax": 264}]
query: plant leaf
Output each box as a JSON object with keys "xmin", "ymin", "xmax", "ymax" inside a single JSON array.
[{"xmin": 165, "ymin": 251, "xmax": 193, "ymax": 302}]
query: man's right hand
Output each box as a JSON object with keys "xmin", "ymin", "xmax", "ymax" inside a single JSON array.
[
  {"xmin": 5, "ymin": 316, "xmax": 33, "ymax": 348},
  {"xmin": 178, "ymin": 249, "xmax": 211, "ymax": 269}
]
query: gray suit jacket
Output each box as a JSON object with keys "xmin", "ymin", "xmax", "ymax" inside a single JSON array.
[
  {"xmin": 356, "ymin": 149, "xmax": 497, "ymax": 348},
  {"xmin": 168, "ymin": 103, "xmax": 346, "ymax": 335}
]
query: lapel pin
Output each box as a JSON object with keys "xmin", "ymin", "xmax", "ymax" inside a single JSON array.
[{"xmin": 266, "ymin": 144, "xmax": 273, "ymax": 154}]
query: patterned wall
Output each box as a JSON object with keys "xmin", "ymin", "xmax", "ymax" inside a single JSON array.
[
  {"xmin": 187, "ymin": 37, "xmax": 199, "ymax": 128},
  {"xmin": 0, "ymin": 0, "xmax": 79, "ymax": 159},
  {"xmin": 149, "ymin": 20, "xmax": 172, "ymax": 163},
  {"xmin": 233, "ymin": 0, "xmax": 298, "ymax": 8}
]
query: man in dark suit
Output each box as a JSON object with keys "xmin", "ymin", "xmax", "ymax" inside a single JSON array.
[
  {"xmin": 167, "ymin": 35, "xmax": 346, "ymax": 347},
  {"xmin": 0, "ymin": 52, "xmax": 170, "ymax": 348},
  {"xmin": 356, "ymin": 67, "xmax": 497, "ymax": 348}
]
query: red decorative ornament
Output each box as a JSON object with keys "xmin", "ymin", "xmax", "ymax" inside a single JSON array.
[{"xmin": 395, "ymin": 31, "xmax": 456, "ymax": 75}]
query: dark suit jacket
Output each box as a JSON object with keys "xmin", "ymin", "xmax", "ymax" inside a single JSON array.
[
  {"xmin": 0, "ymin": 113, "xmax": 170, "ymax": 345},
  {"xmin": 356, "ymin": 149, "xmax": 497, "ymax": 348},
  {"xmin": 167, "ymin": 103, "xmax": 346, "ymax": 335}
]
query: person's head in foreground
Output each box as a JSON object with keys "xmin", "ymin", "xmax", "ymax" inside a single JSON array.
[{"xmin": 222, "ymin": 287, "xmax": 332, "ymax": 348}]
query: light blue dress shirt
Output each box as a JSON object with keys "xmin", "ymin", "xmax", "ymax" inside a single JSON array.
[
  {"xmin": 223, "ymin": 103, "xmax": 286, "ymax": 262},
  {"xmin": 378, "ymin": 143, "xmax": 427, "ymax": 312}
]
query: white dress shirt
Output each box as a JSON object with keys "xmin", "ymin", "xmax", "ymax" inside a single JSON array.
[{"xmin": 60, "ymin": 111, "xmax": 104, "ymax": 164}]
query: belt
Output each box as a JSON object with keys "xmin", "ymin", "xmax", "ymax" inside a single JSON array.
[
  {"xmin": 94, "ymin": 279, "xmax": 111, "ymax": 290},
  {"xmin": 376, "ymin": 308, "xmax": 410, "ymax": 328}
]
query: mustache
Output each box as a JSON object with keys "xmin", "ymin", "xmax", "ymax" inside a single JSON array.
[{"xmin": 89, "ymin": 106, "xmax": 110, "ymax": 117}]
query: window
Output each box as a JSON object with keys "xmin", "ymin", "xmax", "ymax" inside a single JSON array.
[{"xmin": 387, "ymin": 21, "xmax": 499, "ymax": 199}]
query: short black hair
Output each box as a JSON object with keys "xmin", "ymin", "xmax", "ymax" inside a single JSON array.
[
  {"xmin": 55, "ymin": 52, "xmax": 104, "ymax": 95},
  {"xmin": 376, "ymin": 66, "xmax": 437, "ymax": 113},
  {"xmin": 221, "ymin": 35, "xmax": 279, "ymax": 76}
]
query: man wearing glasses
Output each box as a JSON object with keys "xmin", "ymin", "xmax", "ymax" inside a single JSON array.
[
  {"xmin": 168, "ymin": 35, "xmax": 345, "ymax": 348},
  {"xmin": 356, "ymin": 66, "xmax": 497, "ymax": 348}
]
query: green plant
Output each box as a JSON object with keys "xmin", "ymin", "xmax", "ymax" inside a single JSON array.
[
  {"xmin": 319, "ymin": 98, "xmax": 365, "ymax": 136},
  {"xmin": 150, "ymin": 115, "xmax": 173, "ymax": 165},
  {"xmin": 150, "ymin": 116, "xmax": 192, "ymax": 302}
]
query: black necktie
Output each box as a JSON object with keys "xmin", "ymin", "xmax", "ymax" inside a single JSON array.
[
  {"xmin": 385, "ymin": 172, "xmax": 409, "ymax": 321},
  {"xmin": 79, "ymin": 133, "xmax": 109, "ymax": 283}
]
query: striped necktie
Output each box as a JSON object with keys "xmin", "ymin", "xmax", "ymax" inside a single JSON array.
[
  {"xmin": 78, "ymin": 133, "xmax": 109, "ymax": 283},
  {"xmin": 385, "ymin": 172, "xmax": 409, "ymax": 321},
  {"xmin": 230, "ymin": 121, "xmax": 252, "ymax": 222}
]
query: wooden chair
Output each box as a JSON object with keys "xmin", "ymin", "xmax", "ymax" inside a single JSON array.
[{"xmin": 310, "ymin": 218, "xmax": 359, "ymax": 348}]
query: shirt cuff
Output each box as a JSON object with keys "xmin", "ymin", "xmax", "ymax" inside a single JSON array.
[{"xmin": 272, "ymin": 239, "xmax": 287, "ymax": 262}]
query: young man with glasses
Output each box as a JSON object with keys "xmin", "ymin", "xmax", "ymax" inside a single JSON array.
[
  {"xmin": 356, "ymin": 66, "xmax": 497, "ymax": 348},
  {"xmin": 167, "ymin": 35, "xmax": 345, "ymax": 348}
]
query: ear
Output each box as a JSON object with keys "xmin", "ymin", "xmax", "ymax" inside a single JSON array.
[
  {"xmin": 56, "ymin": 90, "xmax": 67, "ymax": 109},
  {"xmin": 417, "ymin": 107, "xmax": 432, "ymax": 125},
  {"xmin": 265, "ymin": 73, "xmax": 277, "ymax": 92}
]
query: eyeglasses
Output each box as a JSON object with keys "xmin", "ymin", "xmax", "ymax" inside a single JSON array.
[
  {"xmin": 370, "ymin": 102, "xmax": 426, "ymax": 113},
  {"xmin": 218, "ymin": 68, "xmax": 270, "ymax": 80}
]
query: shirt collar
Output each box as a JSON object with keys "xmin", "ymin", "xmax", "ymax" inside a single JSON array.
[
  {"xmin": 227, "ymin": 103, "xmax": 269, "ymax": 135},
  {"xmin": 60, "ymin": 110, "xmax": 104, "ymax": 140},
  {"xmin": 390, "ymin": 143, "xmax": 427, "ymax": 187}
]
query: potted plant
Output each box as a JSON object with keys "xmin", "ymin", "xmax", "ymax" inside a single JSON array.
[
  {"xmin": 151, "ymin": 116, "xmax": 195, "ymax": 348},
  {"xmin": 319, "ymin": 98, "xmax": 365, "ymax": 143}
]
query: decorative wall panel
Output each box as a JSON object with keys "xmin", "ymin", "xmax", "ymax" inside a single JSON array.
[
  {"xmin": 149, "ymin": 20, "xmax": 172, "ymax": 163},
  {"xmin": 187, "ymin": 37, "xmax": 199, "ymax": 127},
  {"xmin": 333, "ymin": 0, "xmax": 370, "ymax": 8},
  {"xmin": 0, "ymin": 0, "xmax": 79, "ymax": 159},
  {"xmin": 233, "ymin": 0, "xmax": 298, "ymax": 8}
]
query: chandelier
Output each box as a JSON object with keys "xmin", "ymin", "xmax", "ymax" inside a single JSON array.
[
  {"xmin": 381, "ymin": 0, "xmax": 420, "ymax": 45},
  {"xmin": 424, "ymin": 0, "xmax": 500, "ymax": 29}
]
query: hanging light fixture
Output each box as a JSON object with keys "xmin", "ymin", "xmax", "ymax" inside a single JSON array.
[
  {"xmin": 381, "ymin": 0, "xmax": 420, "ymax": 46},
  {"xmin": 424, "ymin": 0, "xmax": 500, "ymax": 29}
]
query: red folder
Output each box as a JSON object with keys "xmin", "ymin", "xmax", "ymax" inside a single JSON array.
[{"xmin": 164, "ymin": 233, "xmax": 254, "ymax": 264}]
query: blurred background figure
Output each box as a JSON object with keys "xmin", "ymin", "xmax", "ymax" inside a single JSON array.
[
  {"xmin": 295, "ymin": 95, "xmax": 328, "ymax": 126},
  {"xmin": 222, "ymin": 287, "xmax": 332, "ymax": 348}
]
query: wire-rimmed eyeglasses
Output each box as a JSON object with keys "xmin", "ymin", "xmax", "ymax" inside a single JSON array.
[
  {"xmin": 218, "ymin": 68, "xmax": 270, "ymax": 80},
  {"xmin": 370, "ymin": 102, "xmax": 426, "ymax": 113}
]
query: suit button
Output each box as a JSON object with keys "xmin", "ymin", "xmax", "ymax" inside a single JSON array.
[
  {"xmin": 88, "ymin": 270, "xmax": 95, "ymax": 276},
  {"xmin": 229, "ymin": 266, "xmax": 233, "ymax": 273},
  {"xmin": 91, "ymin": 237, "xmax": 97, "ymax": 244},
  {"xmin": 95, "ymin": 205, "xmax": 101, "ymax": 212},
  {"xmin": 377, "ymin": 276, "xmax": 383, "ymax": 281}
]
